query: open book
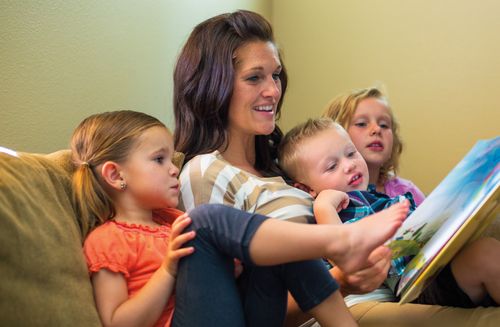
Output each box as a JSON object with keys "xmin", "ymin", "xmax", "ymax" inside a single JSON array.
[{"xmin": 387, "ymin": 136, "xmax": 500, "ymax": 304}]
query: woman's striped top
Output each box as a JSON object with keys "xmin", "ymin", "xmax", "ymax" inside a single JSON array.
[{"xmin": 179, "ymin": 151, "xmax": 315, "ymax": 224}]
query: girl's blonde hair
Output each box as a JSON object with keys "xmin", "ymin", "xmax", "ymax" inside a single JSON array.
[
  {"xmin": 70, "ymin": 110, "xmax": 164, "ymax": 236},
  {"xmin": 322, "ymin": 87, "xmax": 403, "ymax": 184},
  {"xmin": 278, "ymin": 117, "xmax": 345, "ymax": 182}
]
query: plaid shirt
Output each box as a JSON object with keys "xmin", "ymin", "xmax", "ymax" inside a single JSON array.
[
  {"xmin": 339, "ymin": 185, "xmax": 416, "ymax": 224},
  {"xmin": 339, "ymin": 185, "xmax": 417, "ymax": 290}
]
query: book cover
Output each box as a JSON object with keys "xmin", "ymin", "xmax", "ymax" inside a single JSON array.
[{"xmin": 386, "ymin": 136, "xmax": 500, "ymax": 304}]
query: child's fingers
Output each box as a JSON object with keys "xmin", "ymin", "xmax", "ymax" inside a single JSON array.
[
  {"xmin": 169, "ymin": 230, "xmax": 196, "ymax": 251},
  {"xmin": 172, "ymin": 213, "xmax": 190, "ymax": 228},
  {"xmin": 169, "ymin": 247, "xmax": 195, "ymax": 261},
  {"xmin": 337, "ymin": 194, "xmax": 350, "ymax": 212},
  {"xmin": 170, "ymin": 215, "xmax": 193, "ymax": 238}
]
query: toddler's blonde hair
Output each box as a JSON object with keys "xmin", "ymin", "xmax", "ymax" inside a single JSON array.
[{"xmin": 279, "ymin": 117, "xmax": 346, "ymax": 182}]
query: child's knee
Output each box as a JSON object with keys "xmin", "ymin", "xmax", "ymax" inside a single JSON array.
[{"xmin": 188, "ymin": 204, "xmax": 227, "ymax": 226}]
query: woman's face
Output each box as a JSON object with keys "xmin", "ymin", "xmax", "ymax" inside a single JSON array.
[{"xmin": 227, "ymin": 41, "xmax": 282, "ymax": 138}]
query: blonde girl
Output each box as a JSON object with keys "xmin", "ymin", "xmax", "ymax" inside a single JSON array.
[{"xmin": 323, "ymin": 87, "xmax": 425, "ymax": 205}]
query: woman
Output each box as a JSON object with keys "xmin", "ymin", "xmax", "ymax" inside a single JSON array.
[
  {"xmin": 172, "ymin": 9, "xmax": 499, "ymax": 327},
  {"xmin": 173, "ymin": 10, "xmax": 391, "ymax": 327}
]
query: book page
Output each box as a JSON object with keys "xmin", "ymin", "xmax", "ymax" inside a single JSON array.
[{"xmin": 386, "ymin": 137, "xmax": 500, "ymax": 299}]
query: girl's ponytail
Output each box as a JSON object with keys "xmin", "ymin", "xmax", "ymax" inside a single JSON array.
[{"xmin": 72, "ymin": 162, "xmax": 114, "ymax": 237}]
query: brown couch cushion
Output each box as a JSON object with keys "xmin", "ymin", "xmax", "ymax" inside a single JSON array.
[{"xmin": 0, "ymin": 151, "xmax": 101, "ymax": 326}]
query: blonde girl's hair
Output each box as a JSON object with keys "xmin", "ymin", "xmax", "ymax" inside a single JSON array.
[
  {"xmin": 70, "ymin": 110, "xmax": 165, "ymax": 236},
  {"xmin": 322, "ymin": 87, "xmax": 403, "ymax": 184},
  {"xmin": 278, "ymin": 117, "xmax": 346, "ymax": 182}
]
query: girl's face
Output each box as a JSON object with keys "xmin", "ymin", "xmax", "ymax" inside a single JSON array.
[
  {"xmin": 120, "ymin": 126, "xmax": 180, "ymax": 209},
  {"xmin": 227, "ymin": 41, "xmax": 282, "ymax": 139},
  {"xmin": 347, "ymin": 97, "xmax": 394, "ymax": 171}
]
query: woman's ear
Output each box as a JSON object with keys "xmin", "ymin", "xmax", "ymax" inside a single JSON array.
[
  {"xmin": 100, "ymin": 161, "xmax": 123, "ymax": 191},
  {"xmin": 293, "ymin": 182, "xmax": 318, "ymax": 198}
]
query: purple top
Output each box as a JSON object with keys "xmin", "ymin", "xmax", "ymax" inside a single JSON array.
[{"xmin": 384, "ymin": 176, "xmax": 426, "ymax": 206}]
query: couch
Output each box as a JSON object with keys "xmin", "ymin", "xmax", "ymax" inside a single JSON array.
[{"xmin": 1, "ymin": 148, "xmax": 499, "ymax": 326}]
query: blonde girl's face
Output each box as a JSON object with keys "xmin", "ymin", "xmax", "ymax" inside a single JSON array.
[
  {"xmin": 227, "ymin": 41, "xmax": 282, "ymax": 139},
  {"xmin": 347, "ymin": 97, "xmax": 394, "ymax": 172},
  {"xmin": 120, "ymin": 126, "xmax": 180, "ymax": 210}
]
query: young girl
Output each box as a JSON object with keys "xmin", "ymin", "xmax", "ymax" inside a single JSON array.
[
  {"xmin": 72, "ymin": 110, "xmax": 407, "ymax": 327},
  {"xmin": 322, "ymin": 86, "xmax": 426, "ymax": 205},
  {"xmin": 72, "ymin": 110, "xmax": 195, "ymax": 327}
]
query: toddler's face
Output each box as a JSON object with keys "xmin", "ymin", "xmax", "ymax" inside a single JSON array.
[
  {"xmin": 296, "ymin": 127, "xmax": 369, "ymax": 194},
  {"xmin": 347, "ymin": 97, "xmax": 394, "ymax": 171}
]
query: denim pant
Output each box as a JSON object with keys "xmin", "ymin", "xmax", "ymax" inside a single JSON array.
[{"xmin": 171, "ymin": 204, "xmax": 339, "ymax": 327}]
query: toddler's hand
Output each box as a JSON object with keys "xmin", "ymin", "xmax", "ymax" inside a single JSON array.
[
  {"xmin": 163, "ymin": 213, "xmax": 195, "ymax": 278},
  {"xmin": 315, "ymin": 189, "xmax": 349, "ymax": 212}
]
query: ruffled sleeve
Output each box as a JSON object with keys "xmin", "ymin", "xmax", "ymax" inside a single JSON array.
[{"xmin": 83, "ymin": 222, "xmax": 130, "ymax": 278}]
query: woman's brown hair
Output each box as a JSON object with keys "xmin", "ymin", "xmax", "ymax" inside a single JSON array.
[{"xmin": 173, "ymin": 10, "xmax": 288, "ymax": 176}]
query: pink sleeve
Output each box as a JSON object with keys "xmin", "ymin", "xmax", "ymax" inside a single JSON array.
[{"xmin": 385, "ymin": 177, "xmax": 426, "ymax": 206}]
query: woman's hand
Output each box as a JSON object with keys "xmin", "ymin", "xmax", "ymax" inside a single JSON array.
[
  {"xmin": 331, "ymin": 246, "xmax": 391, "ymax": 295},
  {"xmin": 163, "ymin": 213, "xmax": 196, "ymax": 277}
]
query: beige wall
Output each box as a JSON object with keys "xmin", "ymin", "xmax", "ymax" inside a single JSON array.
[
  {"xmin": 0, "ymin": 0, "xmax": 271, "ymax": 153},
  {"xmin": 2, "ymin": 1, "xmax": 498, "ymax": 194},
  {"xmin": 273, "ymin": 0, "xmax": 500, "ymax": 194}
]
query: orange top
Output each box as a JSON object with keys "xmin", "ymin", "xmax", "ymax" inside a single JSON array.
[{"xmin": 83, "ymin": 208, "xmax": 184, "ymax": 327}]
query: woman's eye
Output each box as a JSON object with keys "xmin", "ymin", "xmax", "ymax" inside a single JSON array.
[
  {"xmin": 246, "ymin": 75, "xmax": 260, "ymax": 82},
  {"xmin": 272, "ymin": 72, "xmax": 281, "ymax": 80}
]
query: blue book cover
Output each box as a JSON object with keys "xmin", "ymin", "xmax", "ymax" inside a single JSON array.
[{"xmin": 387, "ymin": 137, "xmax": 500, "ymax": 303}]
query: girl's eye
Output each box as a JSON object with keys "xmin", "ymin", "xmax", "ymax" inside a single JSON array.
[
  {"xmin": 380, "ymin": 123, "xmax": 391, "ymax": 129},
  {"xmin": 354, "ymin": 122, "xmax": 367, "ymax": 127},
  {"xmin": 154, "ymin": 156, "xmax": 164, "ymax": 164},
  {"xmin": 347, "ymin": 151, "xmax": 356, "ymax": 158}
]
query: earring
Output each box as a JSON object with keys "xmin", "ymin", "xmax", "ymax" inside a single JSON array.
[{"xmin": 120, "ymin": 181, "xmax": 127, "ymax": 190}]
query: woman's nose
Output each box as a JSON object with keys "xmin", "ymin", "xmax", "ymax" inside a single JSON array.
[{"xmin": 262, "ymin": 77, "xmax": 281, "ymax": 100}]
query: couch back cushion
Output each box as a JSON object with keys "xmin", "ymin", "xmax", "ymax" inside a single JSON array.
[{"xmin": 0, "ymin": 150, "xmax": 101, "ymax": 326}]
